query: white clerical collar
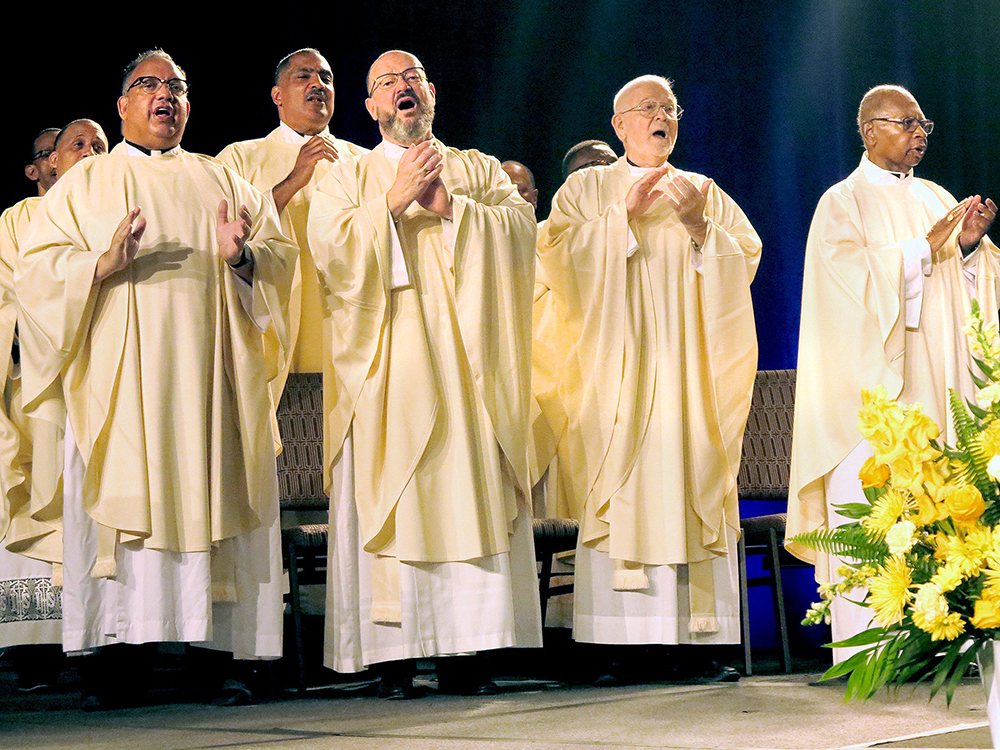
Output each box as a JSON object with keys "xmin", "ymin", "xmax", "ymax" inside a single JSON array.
[
  {"xmin": 860, "ymin": 154, "xmax": 913, "ymax": 185},
  {"xmin": 278, "ymin": 121, "xmax": 331, "ymax": 144},
  {"xmin": 627, "ymin": 159, "xmax": 674, "ymax": 178},
  {"xmin": 381, "ymin": 140, "xmax": 408, "ymax": 161},
  {"xmin": 122, "ymin": 140, "xmax": 181, "ymax": 157}
]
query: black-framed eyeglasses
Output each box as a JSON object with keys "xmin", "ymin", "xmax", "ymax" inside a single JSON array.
[
  {"xmin": 32, "ymin": 149, "xmax": 53, "ymax": 162},
  {"xmin": 127, "ymin": 76, "xmax": 189, "ymax": 97},
  {"xmin": 615, "ymin": 101, "xmax": 683, "ymax": 120},
  {"xmin": 368, "ymin": 67, "xmax": 426, "ymax": 96},
  {"xmin": 869, "ymin": 117, "xmax": 934, "ymax": 135}
]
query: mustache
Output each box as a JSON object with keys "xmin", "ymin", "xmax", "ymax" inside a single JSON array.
[{"xmin": 395, "ymin": 87, "xmax": 420, "ymax": 105}]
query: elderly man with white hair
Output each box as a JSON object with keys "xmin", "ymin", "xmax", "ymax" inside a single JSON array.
[{"xmin": 536, "ymin": 74, "xmax": 760, "ymax": 681}]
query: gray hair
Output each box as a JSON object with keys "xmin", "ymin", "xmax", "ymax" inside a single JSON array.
[{"xmin": 121, "ymin": 49, "xmax": 187, "ymax": 95}]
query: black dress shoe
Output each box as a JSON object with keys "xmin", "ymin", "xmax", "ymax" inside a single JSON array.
[
  {"xmin": 376, "ymin": 674, "xmax": 419, "ymax": 700},
  {"xmin": 695, "ymin": 661, "xmax": 741, "ymax": 684},
  {"xmin": 212, "ymin": 678, "xmax": 255, "ymax": 706}
]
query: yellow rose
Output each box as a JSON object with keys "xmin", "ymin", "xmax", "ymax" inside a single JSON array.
[
  {"xmin": 859, "ymin": 457, "xmax": 890, "ymax": 489},
  {"xmin": 945, "ymin": 485, "xmax": 986, "ymax": 527},
  {"xmin": 973, "ymin": 597, "xmax": 1000, "ymax": 630}
]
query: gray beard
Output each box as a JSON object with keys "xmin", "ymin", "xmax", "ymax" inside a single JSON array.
[{"xmin": 380, "ymin": 101, "xmax": 435, "ymax": 145}]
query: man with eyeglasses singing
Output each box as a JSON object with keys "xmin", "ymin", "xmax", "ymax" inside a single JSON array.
[
  {"xmin": 217, "ymin": 49, "xmax": 367, "ymax": 406},
  {"xmin": 16, "ymin": 49, "xmax": 296, "ymax": 707},
  {"xmin": 309, "ymin": 49, "xmax": 542, "ymax": 699},
  {"xmin": 788, "ymin": 85, "xmax": 1000, "ymax": 661},
  {"xmin": 535, "ymin": 75, "xmax": 759, "ymax": 683}
]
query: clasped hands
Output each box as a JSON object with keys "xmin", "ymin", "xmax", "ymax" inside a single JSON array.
[
  {"xmin": 926, "ymin": 195, "xmax": 997, "ymax": 258},
  {"xmin": 94, "ymin": 201, "xmax": 253, "ymax": 284},
  {"xmin": 387, "ymin": 140, "xmax": 452, "ymax": 221},
  {"xmin": 274, "ymin": 135, "xmax": 340, "ymax": 214},
  {"xmin": 626, "ymin": 167, "xmax": 712, "ymax": 246}
]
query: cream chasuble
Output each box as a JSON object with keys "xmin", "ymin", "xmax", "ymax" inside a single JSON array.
[
  {"xmin": 16, "ymin": 143, "xmax": 296, "ymax": 577},
  {"xmin": 217, "ymin": 126, "xmax": 368, "ymax": 405},
  {"xmin": 310, "ymin": 141, "xmax": 542, "ymax": 667},
  {"xmin": 0, "ymin": 196, "xmax": 63, "ymax": 562},
  {"xmin": 537, "ymin": 158, "xmax": 759, "ymax": 639},
  {"xmin": 309, "ymin": 142, "xmax": 534, "ymax": 564},
  {"xmin": 787, "ymin": 156, "xmax": 1000, "ymax": 573},
  {"xmin": 0, "ymin": 197, "xmax": 61, "ymax": 648}
]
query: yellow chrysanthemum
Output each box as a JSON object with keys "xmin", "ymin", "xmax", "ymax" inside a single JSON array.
[
  {"xmin": 983, "ymin": 569, "xmax": 1000, "ymax": 599},
  {"xmin": 867, "ymin": 555, "xmax": 914, "ymax": 626},
  {"xmin": 930, "ymin": 563, "xmax": 965, "ymax": 593},
  {"xmin": 965, "ymin": 524, "xmax": 994, "ymax": 558},
  {"xmin": 923, "ymin": 612, "xmax": 966, "ymax": 641},
  {"xmin": 937, "ymin": 533, "xmax": 988, "ymax": 576},
  {"xmin": 912, "ymin": 582, "xmax": 961, "ymax": 640},
  {"xmin": 861, "ymin": 489, "xmax": 907, "ymax": 539}
]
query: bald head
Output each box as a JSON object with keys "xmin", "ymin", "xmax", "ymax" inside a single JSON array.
[
  {"xmin": 367, "ymin": 50, "xmax": 423, "ymax": 95},
  {"xmin": 857, "ymin": 85, "xmax": 917, "ymax": 139},
  {"xmin": 857, "ymin": 84, "xmax": 931, "ymax": 174},
  {"xmin": 51, "ymin": 119, "xmax": 108, "ymax": 179},
  {"xmin": 562, "ymin": 140, "xmax": 618, "ymax": 179},
  {"xmin": 613, "ymin": 75, "xmax": 675, "ymax": 114},
  {"xmin": 611, "ymin": 75, "xmax": 679, "ymax": 168},
  {"xmin": 501, "ymin": 160, "xmax": 537, "ymax": 210}
]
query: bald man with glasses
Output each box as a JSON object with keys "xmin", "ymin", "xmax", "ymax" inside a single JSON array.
[
  {"xmin": 535, "ymin": 74, "xmax": 759, "ymax": 682},
  {"xmin": 788, "ymin": 84, "xmax": 1000, "ymax": 661}
]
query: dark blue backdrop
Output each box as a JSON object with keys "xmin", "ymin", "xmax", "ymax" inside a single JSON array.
[{"xmin": 7, "ymin": 0, "xmax": 998, "ymax": 369}]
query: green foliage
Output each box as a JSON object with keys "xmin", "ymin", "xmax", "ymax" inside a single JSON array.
[
  {"xmin": 831, "ymin": 502, "xmax": 876, "ymax": 520},
  {"xmin": 787, "ymin": 527, "xmax": 888, "ymax": 563}
]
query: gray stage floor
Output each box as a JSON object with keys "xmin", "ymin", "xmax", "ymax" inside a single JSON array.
[{"xmin": 0, "ymin": 670, "xmax": 995, "ymax": 750}]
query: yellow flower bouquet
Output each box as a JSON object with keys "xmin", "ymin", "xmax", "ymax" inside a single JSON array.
[{"xmin": 791, "ymin": 300, "xmax": 1000, "ymax": 702}]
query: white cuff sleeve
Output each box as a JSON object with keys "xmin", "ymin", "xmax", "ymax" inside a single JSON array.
[
  {"xmin": 691, "ymin": 242, "xmax": 704, "ymax": 273},
  {"xmin": 388, "ymin": 219, "xmax": 411, "ymax": 289},
  {"xmin": 963, "ymin": 244, "xmax": 982, "ymax": 297},
  {"xmin": 902, "ymin": 237, "xmax": 931, "ymax": 328},
  {"xmin": 626, "ymin": 226, "xmax": 639, "ymax": 258},
  {"xmin": 234, "ymin": 262, "xmax": 271, "ymax": 332}
]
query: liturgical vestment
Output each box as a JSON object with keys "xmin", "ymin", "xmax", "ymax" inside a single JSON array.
[
  {"xmin": 217, "ymin": 124, "xmax": 368, "ymax": 403},
  {"xmin": 537, "ymin": 158, "xmax": 760, "ymax": 644},
  {"xmin": 309, "ymin": 141, "xmax": 543, "ymax": 671},
  {"xmin": 0, "ymin": 197, "xmax": 61, "ymax": 648},
  {"xmin": 788, "ymin": 155, "xmax": 1000, "ymax": 658},
  {"xmin": 16, "ymin": 142, "xmax": 296, "ymax": 655}
]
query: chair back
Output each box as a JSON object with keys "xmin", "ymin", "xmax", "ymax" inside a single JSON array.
[
  {"xmin": 737, "ymin": 369, "xmax": 796, "ymax": 501},
  {"xmin": 275, "ymin": 373, "xmax": 327, "ymax": 510}
]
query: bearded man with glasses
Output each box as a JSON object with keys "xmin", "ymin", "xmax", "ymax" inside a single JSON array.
[
  {"xmin": 788, "ymin": 84, "xmax": 1000, "ymax": 662},
  {"xmin": 309, "ymin": 49, "xmax": 542, "ymax": 699},
  {"xmin": 16, "ymin": 48, "xmax": 296, "ymax": 707},
  {"xmin": 535, "ymin": 74, "xmax": 759, "ymax": 683}
]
